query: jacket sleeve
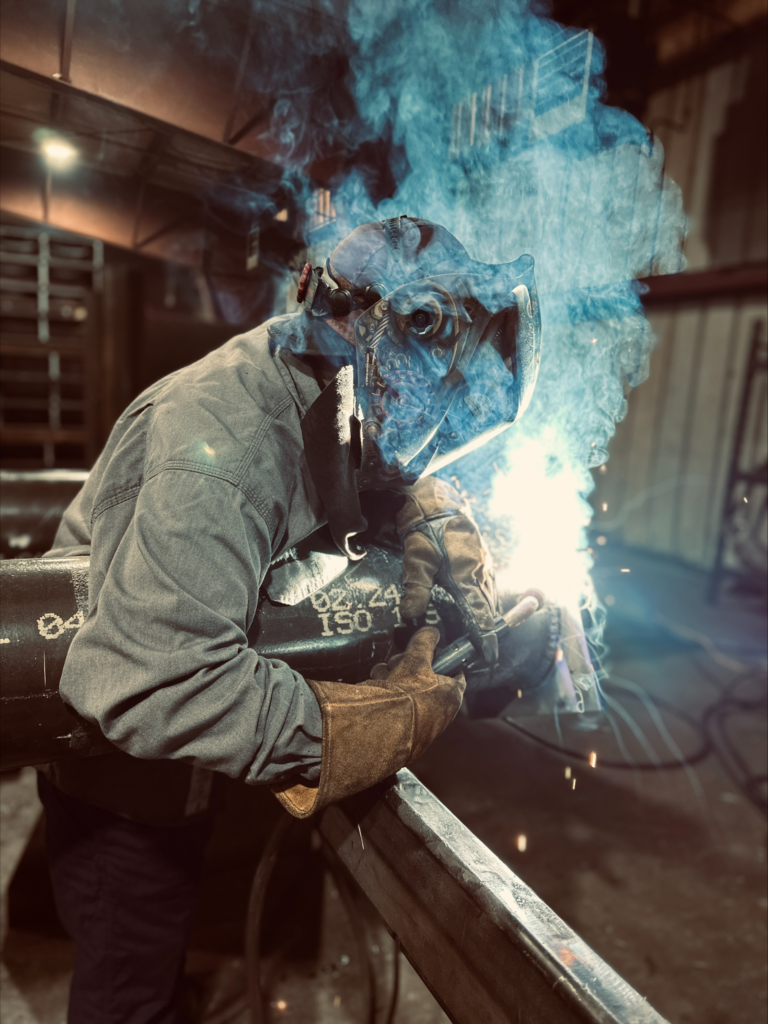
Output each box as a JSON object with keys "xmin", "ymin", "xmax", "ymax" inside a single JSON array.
[
  {"xmin": 46, "ymin": 470, "xmax": 98, "ymax": 558},
  {"xmin": 58, "ymin": 468, "xmax": 322, "ymax": 785}
]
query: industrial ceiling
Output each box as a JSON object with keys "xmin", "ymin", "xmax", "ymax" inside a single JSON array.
[
  {"xmin": 0, "ymin": 0, "xmax": 764, "ymax": 271},
  {"xmin": 0, "ymin": 0, "xmax": 351, "ymax": 266}
]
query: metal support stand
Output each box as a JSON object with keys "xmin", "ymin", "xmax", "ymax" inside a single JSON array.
[{"xmin": 709, "ymin": 319, "xmax": 768, "ymax": 603}]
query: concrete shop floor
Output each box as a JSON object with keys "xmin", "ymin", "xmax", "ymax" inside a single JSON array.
[{"xmin": 1, "ymin": 546, "xmax": 765, "ymax": 1024}]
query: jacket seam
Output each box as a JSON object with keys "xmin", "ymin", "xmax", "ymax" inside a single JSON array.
[
  {"xmin": 91, "ymin": 483, "xmax": 143, "ymax": 523},
  {"xmin": 143, "ymin": 463, "xmax": 276, "ymax": 531},
  {"xmin": 234, "ymin": 395, "xmax": 295, "ymax": 485},
  {"xmin": 145, "ymin": 461, "xmax": 241, "ymax": 486}
]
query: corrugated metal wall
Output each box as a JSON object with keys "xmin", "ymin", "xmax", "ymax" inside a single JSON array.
[
  {"xmin": 594, "ymin": 298, "xmax": 766, "ymax": 569},
  {"xmin": 646, "ymin": 49, "xmax": 767, "ymax": 271},
  {"xmin": 592, "ymin": 39, "xmax": 767, "ymax": 571}
]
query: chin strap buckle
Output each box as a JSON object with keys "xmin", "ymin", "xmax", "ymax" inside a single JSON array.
[
  {"xmin": 298, "ymin": 264, "xmax": 352, "ymax": 318},
  {"xmin": 296, "ymin": 262, "xmax": 312, "ymax": 304}
]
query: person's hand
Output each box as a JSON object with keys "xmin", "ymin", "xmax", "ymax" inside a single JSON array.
[
  {"xmin": 396, "ymin": 477, "xmax": 499, "ymax": 663},
  {"xmin": 272, "ymin": 628, "xmax": 465, "ymax": 818},
  {"xmin": 369, "ymin": 626, "xmax": 466, "ymax": 760}
]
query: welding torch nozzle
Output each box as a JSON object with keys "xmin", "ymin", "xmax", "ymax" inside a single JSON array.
[{"xmin": 431, "ymin": 589, "xmax": 545, "ymax": 677}]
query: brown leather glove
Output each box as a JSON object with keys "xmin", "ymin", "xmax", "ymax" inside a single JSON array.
[
  {"xmin": 396, "ymin": 477, "xmax": 499, "ymax": 663},
  {"xmin": 272, "ymin": 628, "xmax": 465, "ymax": 819}
]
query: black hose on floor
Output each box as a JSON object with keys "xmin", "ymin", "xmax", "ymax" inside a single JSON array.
[
  {"xmin": 383, "ymin": 937, "xmax": 400, "ymax": 1024},
  {"xmin": 245, "ymin": 811, "xmax": 294, "ymax": 1024},
  {"xmin": 243, "ymin": 813, "xmax": 383, "ymax": 1024},
  {"xmin": 319, "ymin": 834, "xmax": 377, "ymax": 1024},
  {"xmin": 504, "ymin": 684, "xmax": 712, "ymax": 770}
]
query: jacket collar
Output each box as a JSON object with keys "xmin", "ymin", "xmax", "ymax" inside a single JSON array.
[
  {"xmin": 268, "ymin": 316, "xmax": 367, "ymax": 560},
  {"xmin": 300, "ymin": 366, "xmax": 367, "ymax": 560}
]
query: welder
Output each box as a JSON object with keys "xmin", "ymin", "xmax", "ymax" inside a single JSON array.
[{"xmin": 37, "ymin": 216, "xmax": 541, "ymax": 1022}]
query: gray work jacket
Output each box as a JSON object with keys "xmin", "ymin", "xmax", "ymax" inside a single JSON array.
[{"xmin": 43, "ymin": 315, "xmax": 351, "ymax": 821}]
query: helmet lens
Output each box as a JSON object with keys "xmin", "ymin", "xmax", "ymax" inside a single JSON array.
[{"xmin": 354, "ymin": 257, "xmax": 540, "ymax": 485}]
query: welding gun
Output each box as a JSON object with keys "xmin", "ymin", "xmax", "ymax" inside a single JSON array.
[
  {"xmin": 431, "ymin": 590, "xmax": 544, "ymax": 676},
  {"xmin": 0, "ymin": 531, "xmax": 593, "ymax": 772}
]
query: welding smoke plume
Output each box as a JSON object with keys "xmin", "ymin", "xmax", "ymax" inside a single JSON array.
[
  {"xmin": 276, "ymin": 0, "xmax": 685, "ymax": 645},
  {"xmin": 211, "ymin": 1, "xmax": 686, "ymax": 646}
]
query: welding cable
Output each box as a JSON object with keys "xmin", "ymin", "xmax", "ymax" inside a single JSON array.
[
  {"xmin": 242, "ymin": 814, "xmax": 380, "ymax": 1024},
  {"xmin": 503, "ymin": 684, "xmax": 712, "ymax": 771},
  {"xmin": 705, "ymin": 704, "xmax": 768, "ymax": 815},
  {"xmin": 202, "ymin": 991, "xmax": 249, "ymax": 1024},
  {"xmin": 244, "ymin": 811, "xmax": 295, "ymax": 1024},
  {"xmin": 318, "ymin": 834, "xmax": 377, "ymax": 1024},
  {"xmin": 384, "ymin": 938, "xmax": 401, "ymax": 1024},
  {"xmin": 504, "ymin": 669, "xmax": 768, "ymax": 811},
  {"xmin": 700, "ymin": 669, "xmax": 768, "ymax": 816},
  {"xmin": 654, "ymin": 615, "xmax": 762, "ymax": 675}
]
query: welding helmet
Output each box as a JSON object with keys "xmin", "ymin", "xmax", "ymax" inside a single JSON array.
[{"xmin": 299, "ymin": 216, "xmax": 541, "ymax": 488}]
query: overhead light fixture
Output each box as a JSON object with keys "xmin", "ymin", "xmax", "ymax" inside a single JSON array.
[{"xmin": 40, "ymin": 136, "xmax": 78, "ymax": 169}]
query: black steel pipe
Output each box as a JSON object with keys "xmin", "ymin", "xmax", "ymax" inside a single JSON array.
[
  {"xmin": 0, "ymin": 469, "xmax": 89, "ymax": 558},
  {"xmin": 0, "ymin": 556, "xmax": 113, "ymax": 769},
  {"xmin": 0, "ymin": 545, "xmax": 557, "ymax": 772}
]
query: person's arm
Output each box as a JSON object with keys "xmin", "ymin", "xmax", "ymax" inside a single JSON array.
[
  {"xmin": 45, "ymin": 471, "xmax": 98, "ymax": 558},
  {"xmin": 58, "ymin": 468, "xmax": 322, "ymax": 785}
]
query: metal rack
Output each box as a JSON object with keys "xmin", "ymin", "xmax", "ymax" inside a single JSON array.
[
  {"xmin": 0, "ymin": 225, "xmax": 103, "ymax": 469},
  {"xmin": 709, "ymin": 318, "xmax": 768, "ymax": 603}
]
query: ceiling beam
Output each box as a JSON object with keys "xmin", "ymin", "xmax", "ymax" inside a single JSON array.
[
  {"xmin": 1, "ymin": 145, "xmax": 204, "ymax": 266},
  {"xmin": 0, "ymin": 60, "xmax": 280, "ymax": 183},
  {"xmin": 650, "ymin": 14, "xmax": 767, "ymax": 90},
  {"xmin": 59, "ymin": 0, "xmax": 77, "ymax": 84},
  {"xmin": 222, "ymin": 5, "xmax": 257, "ymax": 144}
]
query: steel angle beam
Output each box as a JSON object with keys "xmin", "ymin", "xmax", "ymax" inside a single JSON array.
[
  {"xmin": 320, "ymin": 772, "xmax": 668, "ymax": 1024},
  {"xmin": 1, "ymin": 554, "xmax": 668, "ymax": 1021}
]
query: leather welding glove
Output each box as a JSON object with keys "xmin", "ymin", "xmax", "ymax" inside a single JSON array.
[
  {"xmin": 272, "ymin": 627, "xmax": 465, "ymax": 819},
  {"xmin": 396, "ymin": 477, "xmax": 500, "ymax": 664}
]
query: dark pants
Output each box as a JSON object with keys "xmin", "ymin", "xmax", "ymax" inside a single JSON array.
[{"xmin": 38, "ymin": 773, "xmax": 215, "ymax": 1024}]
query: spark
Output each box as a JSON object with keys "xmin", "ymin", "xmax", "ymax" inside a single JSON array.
[
  {"xmin": 203, "ymin": 443, "xmax": 216, "ymax": 456},
  {"xmin": 272, "ymin": 999, "xmax": 288, "ymax": 1011},
  {"xmin": 589, "ymin": 752, "xmax": 597, "ymax": 767},
  {"xmin": 564, "ymin": 767, "xmax": 572, "ymax": 779},
  {"xmin": 599, "ymin": 465, "xmax": 607, "ymax": 474},
  {"xmin": 0, "ymin": 638, "xmax": 9, "ymax": 645},
  {"xmin": 596, "ymin": 535, "xmax": 607, "ymax": 546},
  {"xmin": 516, "ymin": 834, "xmax": 527, "ymax": 852},
  {"xmin": 743, "ymin": 496, "xmax": 749, "ymax": 503},
  {"xmin": 358, "ymin": 823, "xmax": 365, "ymax": 850},
  {"xmin": 517, "ymin": 688, "xmax": 523, "ymax": 698},
  {"xmin": 590, "ymin": 338, "xmax": 597, "ymax": 345},
  {"xmin": 601, "ymin": 503, "xmax": 608, "ymax": 511},
  {"xmin": 605, "ymin": 594, "xmax": 615, "ymax": 606},
  {"xmin": 556, "ymin": 648, "xmax": 564, "ymax": 662},
  {"xmin": 620, "ymin": 568, "xmax": 630, "ymax": 573},
  {"xmin": 559, "ymin": 947, "xmax": 577, "ymax": 967},
  {"xmin": 572, "ymin": 779, "xmax": 577, "ymax": 790}
]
